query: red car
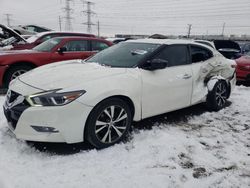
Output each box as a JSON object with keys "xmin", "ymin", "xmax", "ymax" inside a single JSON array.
[
  {"xmin": 11, "ymin": 31, "xmax": 96, "ymax": 50},
  {"xmin": 236, "ymin": 54, "xmax": 250, "ymax": 82},
  {"xmin": 0, "ymin": 36, "xmax": 112, "ymax": 87}
]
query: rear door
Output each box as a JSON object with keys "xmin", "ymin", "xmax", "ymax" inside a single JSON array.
[
  {"xmin": 141, "ymin": 44, "xmax": 193, "ymax": 119},
  {"xmin": 189, "ymin": 45, "xmax": 215, "ymax": 104}
]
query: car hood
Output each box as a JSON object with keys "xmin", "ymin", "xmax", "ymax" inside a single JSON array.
[
  {"xmin": 18, "ymin": 60, "xmax": 127, "ymax": 91},
  {"xmin": 0, "ymin": 24, "xmax": 27, "ymax": 44}
]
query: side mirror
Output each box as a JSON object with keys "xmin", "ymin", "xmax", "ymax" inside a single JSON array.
[
  {"xmin": 57, "ymin": 47, "xmax": 67, "ymax": 54},
  {"xmin": 142, "ymin": 59, "xmax": 168, "ymax": 70}
]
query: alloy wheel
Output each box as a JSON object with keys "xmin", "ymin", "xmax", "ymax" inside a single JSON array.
[
  {"xmin": 215, "ymin": 82, "xmax": 227, "ymax": 107},
  {"xmin": 95, "ymin": 105, "xmax": 128, "ymax": 144},
  {"xmin": 11, "ymin": 70, "xmax": 28, "ymax": 80}
]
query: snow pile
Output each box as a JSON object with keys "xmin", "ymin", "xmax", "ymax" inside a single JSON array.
[{"xmin": 0, "ymin": 86, "xmax": 249, "ymax": 188}]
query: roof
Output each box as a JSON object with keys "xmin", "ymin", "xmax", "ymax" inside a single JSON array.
[
  {"xmin": 52, "ymin": 36, "xmax": 110, "ymax": 42},
  {"xmin": 125, "ymin": 38, "xmax": 217, "ymax": 52},
  {"xmin": 126, "ymin": 38, "xmax": 205, "ymax": 45},
  {"xmin": 34, "ymin": 31, "xmax": 95, "ymax": 37}
]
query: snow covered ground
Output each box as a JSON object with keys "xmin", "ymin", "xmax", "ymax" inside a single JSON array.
[{"xmin": 0, "ymin": 86, "xmax": 249, "ymax": 188}]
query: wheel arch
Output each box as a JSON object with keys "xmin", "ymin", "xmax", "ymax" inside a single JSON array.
[
  {"xmin": 206, "ymin": 75, "xmax": 229, "ymax": 92},
  {"xmin": 83, "ymin": 95, "xmax": 136, "ymax": 145},
  {"xmin": 3, "ymin": 61, "xmax": 37, "ymax": 84},
  {"xmin": 207, "ymin": 76, "xmax": 232, "ymax": 98},
  {"xmin": 88, "ymin": 95, "xmax": 135, "ymax": 120},
  {"xmin": 206, "ymin": 76, "xmax": 231, "ymax": 111}
]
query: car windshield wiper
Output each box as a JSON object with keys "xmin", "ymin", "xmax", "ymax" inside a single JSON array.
[{"xmin": 83, "ymin": 60, "xmax": 111, "ymax": 67}]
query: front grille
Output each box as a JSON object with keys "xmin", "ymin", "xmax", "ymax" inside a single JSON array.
[{"xmin": 4, "ymin": 91, "xmax": 30, "ymax": 130}]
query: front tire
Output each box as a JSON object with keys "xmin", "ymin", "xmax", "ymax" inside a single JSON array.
[
  {"xmin": 206, "ymin": 80, "xmax": 229, "ymax": 111},
  {"xmin": 85, "ymin": 98, "xmax": 132, "ymax": 149}
]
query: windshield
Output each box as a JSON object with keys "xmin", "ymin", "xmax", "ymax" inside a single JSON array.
[
  {"xmin": 33, "ymin": 38, "xmax": 62, "ymax": 52},
  {"xmin": 86, "ymin": 42, "xmax": 160, "ymax": 67},
  {"xmin": 26, "ymin": 34, "xmax": 39, "ymax": 43}
]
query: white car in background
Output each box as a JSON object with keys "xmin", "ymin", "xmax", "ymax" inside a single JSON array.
[
  {"xmin": 3, "ymin": 39, "xmax": 236, "ymax": 148},
  {"xmin": 11, "ymin": 24, "xmax": 52, "ymax": 35}
]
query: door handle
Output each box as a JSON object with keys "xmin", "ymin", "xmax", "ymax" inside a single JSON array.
[{"xmin": 182, "ymin": 74, "xmax": 192, "ymax": 79}]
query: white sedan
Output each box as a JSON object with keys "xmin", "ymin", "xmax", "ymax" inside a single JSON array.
[{"xmin": 3, "ymin": 39, "xmax": 236, "ymax": 148}]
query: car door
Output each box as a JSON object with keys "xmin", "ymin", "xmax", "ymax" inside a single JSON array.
[
  {"xmin": 51, "ymin": 39, "xmax": 94, "ymax": 62},
  {"xmin": 141, "ymin": 44, "xmax": 193, "ymax": 119},
  {"xmin": 189, "ymin": 45, "xmax": 214, "ymax": 104}
]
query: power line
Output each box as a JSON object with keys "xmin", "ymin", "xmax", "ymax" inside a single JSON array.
[
  {"xmin": 59, "ymin": 16, "xmax": 62, "ymax": 31},
  {"xmin": 187, "ymin": 24, "xmax": 192, "ymax": 38},
  {"xmin": 81, "ymin": 0, "xmax": 95, "ymax": 33},
  {"xmin": 97, "ymin": 20, "xmax": 100, "ymax": 37},
  {"xmin": 4, "ymin": 14, "xmax": 12, "ymax": 26},
  {"xmin": 222, "ymin": 22, "xmax": 226, "ymax": 36},
  {"xmin": 63, "ymin": 0, "xmax": 74, "ymax": 31}
]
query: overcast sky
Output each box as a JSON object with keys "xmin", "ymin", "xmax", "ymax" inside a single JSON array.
[{"xmin": 1, "ymin": 0, "xmax": 250, "ymax": 37}]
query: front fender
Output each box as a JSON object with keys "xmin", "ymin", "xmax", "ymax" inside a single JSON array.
[
  {"xmin": 75, "ymin": 72, "xmax": 142, "ymax": 121},
  {"xmin": 79, "ymin": 89, "xmax": 141, "ymax": 121}
]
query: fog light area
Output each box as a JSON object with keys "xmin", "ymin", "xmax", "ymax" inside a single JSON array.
[{"xmin": 31, "ymin": 125, "xmax": 59, "ymax": 133}]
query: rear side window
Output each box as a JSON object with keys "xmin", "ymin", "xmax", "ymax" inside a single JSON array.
[
  {"xmin": 92, "ymin": 41, "xmax": 109, "ymax": 51},
  {"xmin": 191, "ymin": 46, "xmax": 213, "ymax": 63},
  {"xmin": 152, "ymin": 45, "xmax": 189, "ymax": 67},
  {"xmin": 62, "ymin": 40, "xmax": 88, "ymax": 51}
]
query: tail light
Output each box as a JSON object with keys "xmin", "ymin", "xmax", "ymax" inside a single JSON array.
[{"xmin": 238, "ymin": 64, "xmax": 250, "ymax": 71}]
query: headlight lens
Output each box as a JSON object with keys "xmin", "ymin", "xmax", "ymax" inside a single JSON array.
[{"xmin": 27, "ymin": 89, "xmax": 86, "ymax": 106}]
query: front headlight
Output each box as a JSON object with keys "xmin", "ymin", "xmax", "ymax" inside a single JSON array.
[{"xmin": 27, "ymin": 89, "xmax": 86, "ymax": 106}]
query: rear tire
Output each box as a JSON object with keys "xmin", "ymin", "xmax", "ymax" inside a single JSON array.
[
  {"xmin": 4, "ymin": 65, "xmax": 33, "ymax": 87},
  {"xmin": 85, "ymin": 98, "xmax": 132, "ymax": 149},
  {"xmin": 206, "ymin": 80, "xmax": 229, "ymax": 111}
]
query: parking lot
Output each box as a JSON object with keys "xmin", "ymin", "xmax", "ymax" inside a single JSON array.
[{"xmin": 1, "ymin": 0, "xmax": 250, "ymax": 187}]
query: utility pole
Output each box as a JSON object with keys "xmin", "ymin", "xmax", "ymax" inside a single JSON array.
[
  {"xmin": 222, "ymin": 22, "xmax": 226, "ymax": 36},
  {"xmin": 187, "ymin": 24, "xmax": 192, "ymax": 38},
  {"xmin": 59, "ymin": 16, "xmax": 62, "ymax": 31},
  {"xmin": 63, "ymin": 0, "xmax": 73, "ymax": 31},
  {"xmin": 97, "ymin": 20, "xmax": 100, "ymax": 37},
  {"xmin": 4, "ymin": 14, "xmax": 12, "ymax": 27},
  {"xmin": 81, "ymin": 0, "xmax": 95, "ymax": 33}
]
